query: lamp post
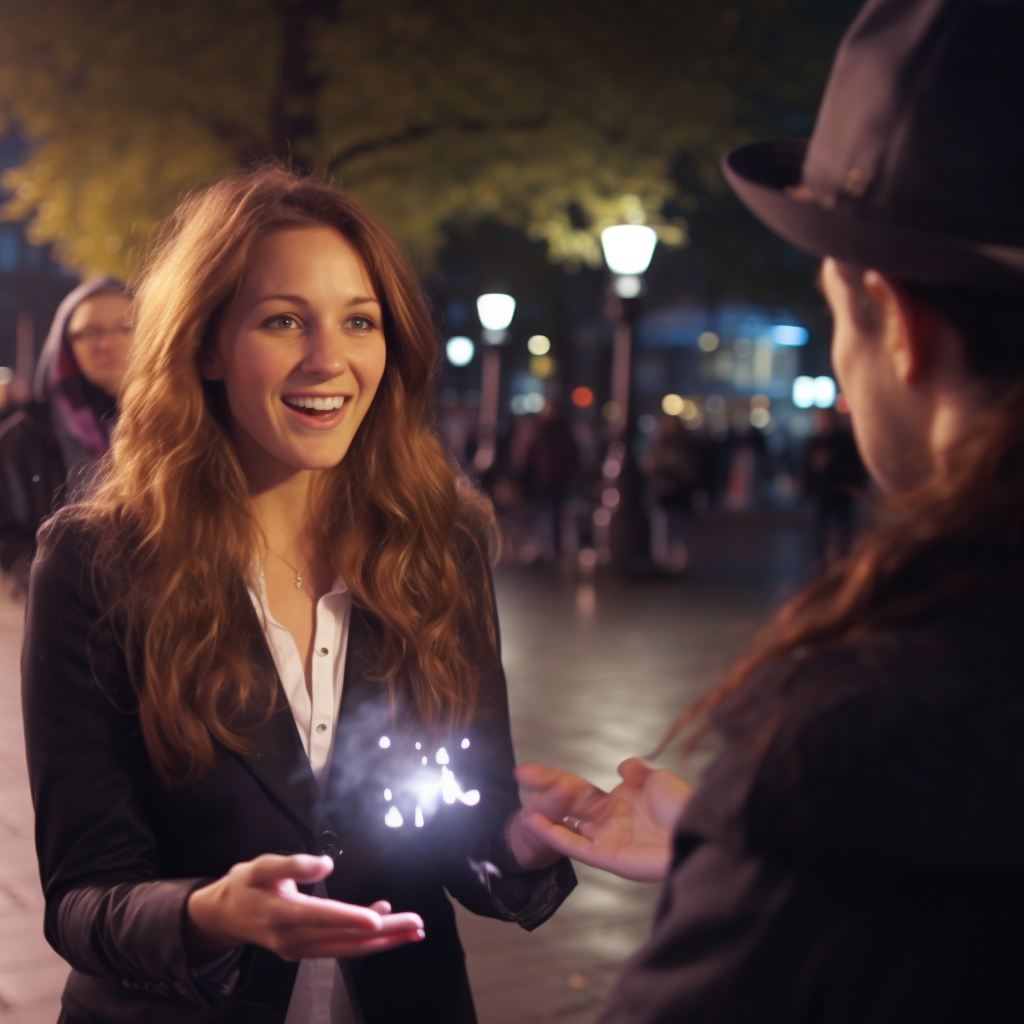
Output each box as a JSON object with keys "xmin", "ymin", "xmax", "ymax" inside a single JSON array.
[
  {"xmin": 594, "ymin": 225, "xmax": 657, "ymax": 566},
  {"xmin": 473, "ymin": 292, "xmax": 516, "ymax": 474}
]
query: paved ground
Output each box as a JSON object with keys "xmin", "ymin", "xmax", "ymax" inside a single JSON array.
[{"xmin": 0, "ymin": 512, "xmax": 810, "ymax": 1023}]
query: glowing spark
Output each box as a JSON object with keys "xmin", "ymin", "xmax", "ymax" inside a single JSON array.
[
  {"xmin": 415, "ymin": 742, "xmax": 422, "ymax": 750},
  {"xmin": 441, "ymin": 765, "xmax": 480, "ymax": 806},
  {"xmin": 384, "ymin": 806, "xmax": 404, "ymax": 828},
  {"xmin": 461, "ymin": 738, "xmax": 470, "ymax": 749},
  {"xmin": 384, "ymin": 788, "xmax": 392, "ymax": 801},
  {"xmin": 421, "ymin": 756, "xmax": 428, "ymax": 765},
  {"xmin": 415, "ymin": 806, "xmax": 424, "ymax": 828},
  {"xmin": 379, "ymin": 736, "xmax": 391, "ymax": 749},
  {"xmin": 436, "ymin": 747, "xmax": 449, "ymax": 765}
]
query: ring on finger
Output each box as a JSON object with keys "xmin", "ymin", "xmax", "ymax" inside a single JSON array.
[{"xmin": 561, "ymin": 814, "xmax": 583, "ymax": 833}]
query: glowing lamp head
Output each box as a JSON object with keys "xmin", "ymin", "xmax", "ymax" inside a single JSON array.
[
  {"xmin": 476, "ymin": 293, "xmax": 516, "ymax": 332},
  {"xmin": 600, "ymin": 225, "xmax": 657, "ymax": 276}
]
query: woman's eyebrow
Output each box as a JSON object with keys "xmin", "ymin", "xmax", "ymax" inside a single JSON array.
[{"xmin": 346, "ymin": 296, "xmax": 381, "ymax": 308}]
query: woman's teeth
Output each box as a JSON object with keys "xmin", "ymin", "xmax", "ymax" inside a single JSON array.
[{"xmin": 284, "ymin": 395, "xmax": 347, "ymax": 413}]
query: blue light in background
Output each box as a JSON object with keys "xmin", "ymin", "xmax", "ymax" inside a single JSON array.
[{"xmin": 772, "ymin": 324, "xmax": 809, "ymax": 347}]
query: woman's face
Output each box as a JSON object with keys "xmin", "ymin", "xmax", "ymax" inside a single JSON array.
[
  {"xmin": 205, "ymin": 226, "xmax": 387, "ymax": 485},
  {"xmin": 66, "ymin": 291, "xmax": 134, "ymax": 397}
]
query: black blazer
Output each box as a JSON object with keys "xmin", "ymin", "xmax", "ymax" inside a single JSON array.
[{"xmin": 22, "ymin": 521, "xmax": 575, "ymax": 1024}]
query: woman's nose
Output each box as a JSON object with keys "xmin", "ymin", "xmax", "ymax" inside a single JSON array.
[{"xmin": 300, "ymin": 325, "xmax": 349, "ymax": 379}]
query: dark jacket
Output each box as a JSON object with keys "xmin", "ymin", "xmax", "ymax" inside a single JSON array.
[
  {"xmin": 22, "ymin": 520, "xmax": 575, "ymax": 1024},
  {"xmin": 0, "ymin": 401, "xmax": 67, "ymax": 585},
  {"xmin": 597, "ymin": 597, "xmax": 1023, "ymax": 1024},
  {"xmin": 0, "ymin": 277, "xmax": 124, "ymax": 590}
]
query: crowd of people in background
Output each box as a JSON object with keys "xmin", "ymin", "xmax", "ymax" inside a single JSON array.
[{"xmin": 435, "ymin": 391, "xmax": 866, "ymax": 574}]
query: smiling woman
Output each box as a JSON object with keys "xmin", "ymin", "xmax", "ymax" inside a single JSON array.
[{"xmin": 20, "ymin": 167, "xmax": 575, "ymax": 1024}]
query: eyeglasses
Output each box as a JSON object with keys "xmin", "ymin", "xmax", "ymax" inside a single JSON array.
[{"xmin": 68, "ymin": 325, "xmax": 134, "ymax": 345}]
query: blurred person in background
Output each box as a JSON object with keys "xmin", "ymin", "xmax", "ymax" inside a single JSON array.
[
  {"xmin": 0, "ymin": 277, "xmax": 131, "ymax": 593},
  {"xmin": 643, "ymin": 414, "xmax": 698, "ymax": 573},
  {"xmin": 523, "ymin": 398, "xmax": 578, "ymax": 560},
  {"xmin": 801, "ymin": 407, "xmax": 867, "ymax": 568},
  {"xmin": 515, "ymin": 1, "xmax": 1024, "ymax": 1021}
]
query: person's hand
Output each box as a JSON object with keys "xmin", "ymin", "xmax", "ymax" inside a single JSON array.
[
  {"xmin": 515, "ymin": 759, "xmax": 693, "ymax": 882},
  {"xmin": 185, "ymin": 853, "xmax": 425, "ymax": 964}
]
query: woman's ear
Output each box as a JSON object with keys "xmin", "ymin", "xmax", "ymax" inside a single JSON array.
[
  {"xmin": 199, "ymin": 347, "xmax": 224, "ymax": 382},
  {"xmin": 863, "ymin": 270, "xmax": 935, "ymax": 385}
]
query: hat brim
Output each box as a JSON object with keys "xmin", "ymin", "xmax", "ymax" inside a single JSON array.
[{"xmin": 723, "ymin": 140, "xmax": 1024, "ymax": 292}]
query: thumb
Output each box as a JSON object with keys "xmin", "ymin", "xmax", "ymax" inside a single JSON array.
[
  {"xmin": 249, "ymin": 853, "xmax": 334, "ymax": 888},
  {"xmin": 618, "ymin": 757, "xmax": 653, "ymax": 786}
]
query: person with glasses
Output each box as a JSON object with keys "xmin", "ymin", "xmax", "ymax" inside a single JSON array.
[{"xmin": 0, "ymin": 277, "xmax": 132, "ymax": 592}]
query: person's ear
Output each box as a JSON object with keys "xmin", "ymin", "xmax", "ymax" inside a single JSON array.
[
  {"xmin": 863, "ymin": 271, "xmax": 935, "ymax": 384},
  {"xmin": 199, "ymin": 346, "xmax": 224, "ymax": 382}
]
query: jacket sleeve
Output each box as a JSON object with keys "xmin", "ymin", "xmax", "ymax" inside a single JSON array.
[
  {"xmin": 433, "ymin": 552, "xmax": 576, "ymax": 929},
  {"xmin": 21, "ymin": 523, "xmax": 220, "ymax": 1007}
]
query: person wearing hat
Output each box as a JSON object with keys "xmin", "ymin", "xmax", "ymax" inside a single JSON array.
[{"xmin": 514, "ymin": 0, "xmax": 1023, "ymax": 1020}]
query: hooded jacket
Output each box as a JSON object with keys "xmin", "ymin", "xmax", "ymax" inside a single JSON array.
[{"xmin": 0, "ymin": 276, "xmax": 126, "ymax": 589}]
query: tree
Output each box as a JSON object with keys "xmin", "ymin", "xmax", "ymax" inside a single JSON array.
[{"xmin": 0, "ymin": 0, "xmax": 853, "ymax": 277}]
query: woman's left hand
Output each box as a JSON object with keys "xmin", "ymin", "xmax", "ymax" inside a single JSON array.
[{"xmin": 512, "ymin": 759, "xmax": 693, "ymax": 882}]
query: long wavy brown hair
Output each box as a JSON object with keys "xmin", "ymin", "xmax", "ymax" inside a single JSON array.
[
  {"xmin": 54, "ymin": 167, "xmax": 497, "ymax": 785},
  {"xmin": 667, "ymin": 265, "xmax": 1024, "ymax": 755}
]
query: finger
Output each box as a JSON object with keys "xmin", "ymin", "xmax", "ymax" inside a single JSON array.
[
  {"xmin": 296, "ymin": 929, "xmax": 426, "ymax": 959},
  {"xmin": 273, "ymin": 892, "xmax": 386, "ymax": 931},
  {"xmin": 376, "ymin": 912, "xmax": 425, "ymax": 934},
  {"xmin": 369, "ymin": 900, "xmax": 391, "ymax": 915},
  {"xmin": 515, "ymin": 763, "xmax": 579, "ymax": 790},
  {"xmin": 522, "ymin": 811, "xmax": 598, "ymax": 860},
  {"xmin": 249, "ymin": 853, "xmax": 334, "ymax": 888},
  {"xmin": 617, "ymin": 758, "xmax": 654, "ymax": 786}
]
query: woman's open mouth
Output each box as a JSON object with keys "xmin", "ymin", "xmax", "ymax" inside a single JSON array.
[{"xmin": 281, "ymin": 394, "xmax": 351, "ymax": 428}]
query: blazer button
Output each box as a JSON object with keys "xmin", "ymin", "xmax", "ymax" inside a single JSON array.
[{"xmin": 316, "ymin": 830, "xmax": 342, "ymax": 856}]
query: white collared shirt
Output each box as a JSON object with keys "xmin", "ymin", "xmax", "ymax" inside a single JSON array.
[{"xmin": 249, "ymin": 571, "xmax": 359, "ymax": 1024}]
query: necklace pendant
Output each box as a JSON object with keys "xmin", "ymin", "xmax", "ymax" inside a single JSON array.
[{"xmin": 295, "ymin": 574, "xmax": 302, "ymax": 589}]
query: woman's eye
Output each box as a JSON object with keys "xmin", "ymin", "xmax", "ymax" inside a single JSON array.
[
  {"xmin": 263, "ymin": 314, "xmax": 300, "ymax": 330},
  {"xmin": 348, "ymin": 315, "xmax": 377, "ymax": 331}
]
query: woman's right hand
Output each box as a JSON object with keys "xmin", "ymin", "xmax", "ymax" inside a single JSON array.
[{"xmin": 184, "ymin": 853, "xmax": 425, "ymax": 965}]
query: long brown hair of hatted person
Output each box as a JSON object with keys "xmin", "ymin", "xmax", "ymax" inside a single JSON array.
[
  {"xmin": 47, "ymin": 167, "xmax": 497, "ymax": 786},
  {"xmin": 664, "ymin": 264, "xmax": 1024, "ymax": 755}
]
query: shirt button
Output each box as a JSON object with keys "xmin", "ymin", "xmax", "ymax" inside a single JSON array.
[
  {"xmin": 316, "ymin": 723, "xmax": 327, "ymax": 733},
  {"xmin": 316, "ymin": 647, "xmax": 329, "ymax": 657}
]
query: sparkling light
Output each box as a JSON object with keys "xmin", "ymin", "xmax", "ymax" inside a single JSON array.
[
  {"xmin": 385, "ymin": 806, "xmax": 404, "ymax": 828},
  {"xmin": 461, "ymin": 738, "xmax": 470, "ymax": 749},
  {"xmin": 379, "ymin": 736, "xmax": 391, "ymax": 749},
  {"xmin": 415, "ymin": 806, "xmax": 425, "ymax": 828},
  {"xmin": 613, "ymin": 274, "xmax": 642, "ymax": 299},
  {"xmin": 384, "ymin": 788, "xmax": 392, "ymax": 800},
  {"xmin": 571, "ymin": 386, "xmax": 594, "ymax": 408},
  {"xmin": 435, "ymin": 747, "xmax": 450, "ymax": 765},
  {"xmin": 527, "ymin": 335, "xmax": 551, "ymax": 356}
]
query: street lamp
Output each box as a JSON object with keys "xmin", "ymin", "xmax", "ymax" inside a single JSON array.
[
  {"xmin": 595, "ymin": 224, "xmax": 657, "ymax": 566},
  {"xmin": 473, "ymin": 293, "xmax": 515, "ymax": 473}
]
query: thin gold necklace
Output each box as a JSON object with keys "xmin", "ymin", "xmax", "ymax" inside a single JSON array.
[{"xmin": 266, "ymin": 547, "xmax": 312, "ymax": 590}]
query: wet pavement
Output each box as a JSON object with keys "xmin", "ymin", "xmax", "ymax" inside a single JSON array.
[{"xmin": 0, "ymin": 512, "xmax": 810, "ymax": 1023}]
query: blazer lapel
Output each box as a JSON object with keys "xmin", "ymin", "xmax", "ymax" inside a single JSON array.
[{"xmin": 228, "ymin": 599, "xmax": 323, "ymax": 843}]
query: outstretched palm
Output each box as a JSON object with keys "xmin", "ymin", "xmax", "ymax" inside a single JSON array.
[{"xmin": 516, "ymin": 759, "xmax": 692, "ymax": 883}]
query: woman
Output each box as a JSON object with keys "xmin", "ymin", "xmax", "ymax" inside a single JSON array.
[
  {"xmin": 0, "ymin": 277, "xmax": 131, "ymax": 592},
  {"xmin": 22, "ymin": 168, "xmax": 574, "ymax": 1024},
  {"xmin": 519, "ymin": 1, "xmax": 1023, "ymax": 1021}
]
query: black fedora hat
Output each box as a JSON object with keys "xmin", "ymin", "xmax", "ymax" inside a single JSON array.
[{"xmin": 723, "ymin": 0, "xmax": 1024, "ymax": 292}]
